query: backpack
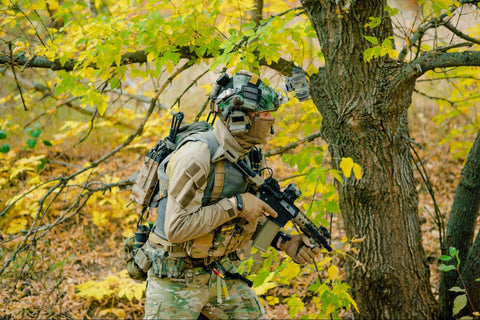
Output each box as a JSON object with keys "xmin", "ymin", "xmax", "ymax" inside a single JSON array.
[{"xmin": 124, "ymin": 112, "xmax": 217, "ymax": 280}]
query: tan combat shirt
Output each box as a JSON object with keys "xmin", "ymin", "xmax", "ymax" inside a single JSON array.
[{"xmin": 164, "ymin": 120, "xmax": 251, "ymax": 244}]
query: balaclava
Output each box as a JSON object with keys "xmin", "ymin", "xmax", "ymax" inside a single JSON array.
[{"xmin": 231, "ymin": 114, "xmax": 275, "ymax": 149}]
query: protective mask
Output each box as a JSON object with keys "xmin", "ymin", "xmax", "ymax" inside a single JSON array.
[{"xmin": 233, "ymin": 115, "xmax": 275, "ymax": 148}]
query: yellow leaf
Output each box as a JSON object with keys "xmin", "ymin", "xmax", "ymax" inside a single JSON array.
[
  {"xmin": 97, "ymin": 97, "xmax": 109, "ymax": 116},
  {"xmin": 353, "ymin": 163, "xmax": 362, "ymax": 179},
  {"xmin": 351, "ymin": 236, "xmax": 366, "ymax": 243},
  {"xmin": 134, "ymin": 283, "xmax": 145, "ymax": 301},
  {"xmin": 388, "ymin": 48, "xmax": 399, "ymax": 59},
  {"xmin": 346, "ymin": 293, "xmax": 360, "ymax": 312},
  {"xmin": 279, "ymin": 262, "xmax": 300, "ymax": 278},
  {"xmin": 147, "ymin": 52, "xmax": 155, "ymax": 62},
  {"xmin": 327, "ymin": 265, "xmax": 338, "ymax": 280},
  {"xmin": 253, "ymin": 273, "xmax": 277, "ymax": 296},
  {"xmin": 340, "ymin": 157, "xmax": 354, "ymax": 178},
  {"xmin": 92, "ymin": 210, "xmax": 109, "ymax": 227},
  {"xmin": 27, "ymin": 175, "xmax": 43, "ymax": 186},
  {"xmin": 126, "ymin": 287, "xmax": 134, "ymax": 301},
  {"xmin": 99, "ymin": 308, "xmax": 126, "ymax": 318},
  {"xmin": 6, "ymin": 218, "xmax": 28, "ymax": 234},
  {"xmin": 266, "ymin": 296, "xmax": 280, "ymax": 305}
]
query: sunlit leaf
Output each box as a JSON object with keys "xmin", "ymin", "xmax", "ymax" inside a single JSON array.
[
  {"xmin": 363, "ymin": 35, "xmax": 378, "ymax": 45},
  {"xmin": 353, "ymin": 163, "xmax": 362, "ymax": 179},
  {"xmin": 340, "ymin": 157, "xmax": 354, "ymax": 178},
  {"xmin": 452, "ymin": 294, "xmax": 468, "ymax": 316},
  {"xmin": 440, "ymin": 264, "xmax": 457, "ymax": 272}
]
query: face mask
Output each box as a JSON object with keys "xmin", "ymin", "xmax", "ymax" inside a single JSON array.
[{"xmin": 233, "ymin": 115, "xmax": 275, "ymax": 148}]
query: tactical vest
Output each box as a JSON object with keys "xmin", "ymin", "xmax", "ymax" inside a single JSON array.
[{"xmin": 152, "ymin": 131, "xmax": 254, "ymax": 261}]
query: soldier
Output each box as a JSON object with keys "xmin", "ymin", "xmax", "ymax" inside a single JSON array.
[{"xmin": 143, "ymin": 70, "xmax": 322, "ymax": 319}]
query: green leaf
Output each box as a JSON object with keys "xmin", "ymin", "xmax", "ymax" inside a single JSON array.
[
  {"xmin": 452, "ymin": 294, "xmax": 467, "ymax": 316},
  {"xmin": 26, "ymin": 138, "xmax": 37, "ymax": 149},
  {"xmin": 0, "ymin": 143, "xmax": 10, "ymax": 153},
  {"xmin": 365, "ymin": 17, "xmax": 382, "ymax": 29},
  {"xmin": 439, "ymin": 264, "xmax": 456, "ymax": 272},
  {"xmin": 449, "ymin": 247, "xmax": 459, "ymax": 258},
  {"xmin": 329, "ymin": 169, "xmax": 343, "ymax": 185},
  {"xmin": 0, "ymin": 130, "xmax": 6, "ymax": 139},
  {"xmin": 385, "ymin": 5, "xmax": 399, "ymax": 16},
  {"xmin": 326, "ymin": 201, "xmax": 339, "ymax": 214},
  {"xmin": 30, "ymin": 128, "xmax": 42, "ymax": 138},
  {"xmin": 449, "ymin": 286, "xmax": 465, "ymax": 293},
  {"xmin": 363, "ymin": 35, "xmax": 378, "ymax": 45},
  {"xmin": 439, "ymin": 255, "xmax": 452, "ymax": 262},
  {"xmin": 286, "ymin": 294, "xmax": 305, "ymax": 319},
  {"xmin": 55, "ymin": 70, "xmax": 75, "ymax": 95},
  {"xmin": 42, "ymin": 140, "xmax": 52, "ymax": 147}
]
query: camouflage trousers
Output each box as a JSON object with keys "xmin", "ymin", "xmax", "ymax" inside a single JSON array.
[{"xmin": 144, "ymin": 257, "xmax": 265, "ymax": 319}]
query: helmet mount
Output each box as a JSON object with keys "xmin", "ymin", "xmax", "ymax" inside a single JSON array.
[
  {"xmin": 209, "ymin": 68, "xmax": 310, "ymax": 134},
  {"xmin": 210, "ymin": 70, "xmax": 280, "ymax": 123}
]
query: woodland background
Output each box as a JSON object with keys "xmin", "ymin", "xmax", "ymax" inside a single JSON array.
[{"xmin": 1, "ymin": 0, "xmax": 480, "ymax": 319}]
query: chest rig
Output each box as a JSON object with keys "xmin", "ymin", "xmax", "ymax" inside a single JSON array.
[{"xmin": 152, "ymin": 130, "xmax": 262, "ymax": 262}]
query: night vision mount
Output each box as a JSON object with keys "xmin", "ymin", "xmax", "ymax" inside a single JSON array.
[{"xmin": 278, "ymin": 66, "xmax": 311, "ymax": 104}]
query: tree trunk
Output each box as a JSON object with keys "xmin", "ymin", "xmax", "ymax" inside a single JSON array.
[
  {"xmin": 459, "ymin": 234, "xmax": 480, "ymax": 317},
  {"xmin": 301, "ymin": 0, "xmax": 437, "ymax": 318},
  {"xmin": 440, "ymin": 130, "xmax": 480, "ymax": 319}
]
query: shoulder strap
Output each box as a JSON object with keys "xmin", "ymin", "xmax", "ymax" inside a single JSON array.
[
  {"xmin": 210, "ymin": 159, "xmax": 225, "ymax": 202},
  {"xmin": 153, "ymin": 129, "xmax": 219, "ymax": 207},
  {"xmin": 176, "ymin": 130, "xmax": 219, "ymax": 160}
]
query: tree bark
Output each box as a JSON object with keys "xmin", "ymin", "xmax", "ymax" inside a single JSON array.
[
  {"xmin": 459, "ymin": 234, "xmax": 480, "ymax": 317},
  {"xmin": 301, "ymin": 0, "xmax": 437, "ymax": 318},
  {"xmin": 439, "ymin": 130, "xmax": 480, "ymax": 319}
]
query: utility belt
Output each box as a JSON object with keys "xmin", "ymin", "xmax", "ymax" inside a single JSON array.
[
  {"xmin": 146, "ymin": 231, "xmax": 252, "ymax": 287},
  {"xmin": 148, "ymin": 230, "xmax": 240, "ymax": 267}
]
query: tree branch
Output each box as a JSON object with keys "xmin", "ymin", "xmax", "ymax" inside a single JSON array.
[
  {"xmin": 398, "ymin": 0, "xmax": 480, "ymax": 62},
  {"xmin": 265, "ymin": 131, "xmax": 323, "ymax": 157},
  {"xmin": 442, "ymin": 21, "xmax": 480, "ymax": 45},
  {"xmin": 0, "ymin": 49, "xmax": 295, "ymax": 75},
  {"xmin": 407, "ymin": 50, "xmax": 480, "ymax": 79}
]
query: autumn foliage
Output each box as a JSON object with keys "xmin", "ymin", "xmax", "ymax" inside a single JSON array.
[{"xmin": 1, "ymin": 0, "xmax": 480, "ymax": 319}]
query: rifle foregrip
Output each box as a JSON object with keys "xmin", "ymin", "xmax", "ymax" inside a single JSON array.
[{"xmin": 293, "ymin": 213, "xmax": 333, "ymax": 252}]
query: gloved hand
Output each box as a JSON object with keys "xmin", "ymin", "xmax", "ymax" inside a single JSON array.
[
  {"xmin": 235, "ymin": 193, "xmax": 278, "ymax": 228},
  {"xmin": 279, "ymin": 234, "xmax": 322, "ymax": 264}
]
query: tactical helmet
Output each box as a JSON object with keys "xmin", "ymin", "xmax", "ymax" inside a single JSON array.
[{"xmin": 211, "ymin": 70, "xmax": 280, "ymax": 120}]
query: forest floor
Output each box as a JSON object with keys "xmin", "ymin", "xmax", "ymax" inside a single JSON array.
[{"xmin": 0, "ymin": 101, "xmax": 477, "ymax": 319}]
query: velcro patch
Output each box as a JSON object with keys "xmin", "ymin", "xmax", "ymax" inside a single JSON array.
[{"xmin": 169, "ymin": 161, "xmax": 207, "ymax": 208}]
